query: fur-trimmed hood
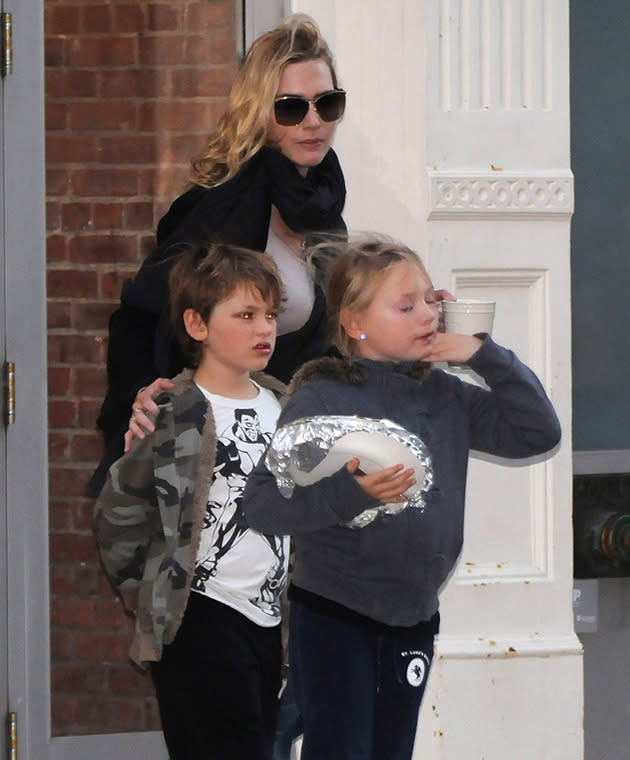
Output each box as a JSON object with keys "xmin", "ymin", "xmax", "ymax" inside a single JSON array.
[{"xmin": 287, "ymin": 355, "xmax": 432, "ymax": 396}]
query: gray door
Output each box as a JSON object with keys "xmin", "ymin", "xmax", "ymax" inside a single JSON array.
[{"xmin": 3, "ymin": 2, "xmax": 167, "ymax": 757}]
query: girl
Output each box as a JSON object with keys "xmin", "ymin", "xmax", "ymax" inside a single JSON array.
[{"xmin": 242, "ymin": 236, "xmax": 561, "ymax": 760}]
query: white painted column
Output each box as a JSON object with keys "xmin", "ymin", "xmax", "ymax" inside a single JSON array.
[{"xmin": 292, "ymin": 2, "xmax": 582, "ymax": 758}]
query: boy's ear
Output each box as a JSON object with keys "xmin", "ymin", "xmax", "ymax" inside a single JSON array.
[
  {"xmin": 183, "ymin": 309, "xmax": 208, "ymax": 341},
  {"xmin": 339, "ymin": 309, "xmax": 364, "ymax": 341}
]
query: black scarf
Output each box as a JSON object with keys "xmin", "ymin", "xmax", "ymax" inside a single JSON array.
[{"xmin": 130, "ymin": 147, "xmax": 346, "ymax": 315}]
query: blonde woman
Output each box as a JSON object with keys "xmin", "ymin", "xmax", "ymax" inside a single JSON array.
[{"xmin": 92, "ymin": 14, "xmax": 347, "ymax": 493}]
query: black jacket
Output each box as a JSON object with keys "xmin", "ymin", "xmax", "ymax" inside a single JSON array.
[{"xmin": 90, "ymin": 148, "xmax": 346, "ymax": 495}]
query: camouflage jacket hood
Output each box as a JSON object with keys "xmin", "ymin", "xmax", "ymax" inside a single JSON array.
[{"xmin": 94, "ymin": 369, "xmax": 285, "ymax": 667}]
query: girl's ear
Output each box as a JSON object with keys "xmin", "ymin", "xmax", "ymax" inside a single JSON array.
[
  {"xmin": 339, "ymin": 308, "xmax": 364, "ymax": 341},
  {"xmin": 183, "ymin": 309, "xmax": 208, "ymax": 341}
]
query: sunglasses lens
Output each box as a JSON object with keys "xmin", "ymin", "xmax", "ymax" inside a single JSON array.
[
  {"xmin": 315, "ymin": 91, "xmax": 346, "ymax": 122},
  {"xmin": 274, "ymin": 97, "xmax": 309, "ymax": 126}
]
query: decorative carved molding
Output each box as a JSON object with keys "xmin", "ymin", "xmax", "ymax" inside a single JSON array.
[{"xmin": 428, "ymin": 171, "xmax": 573, "ymax": 218}]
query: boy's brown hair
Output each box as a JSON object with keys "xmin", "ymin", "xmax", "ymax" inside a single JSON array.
[{"xmin": 169, "ymin": 242, "xmax": 283, "ymax": 368}]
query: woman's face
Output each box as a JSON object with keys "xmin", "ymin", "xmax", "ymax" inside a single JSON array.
[{"xmin": 268, "ymin": 59, "xmax": 339, "ymax": 176}]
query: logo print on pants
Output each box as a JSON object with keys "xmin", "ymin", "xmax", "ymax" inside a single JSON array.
[{"xmin": 406, "ymin": 657, "xmax": 426, "ymax": 687}]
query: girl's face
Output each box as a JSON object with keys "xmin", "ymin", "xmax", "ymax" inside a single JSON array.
[
  {"xmin": 344, "ymin": 261, "xmax": 440, "ymax": 362},
  {"xmin": 268, "ymin": 59, "xmax": 339, "ymax": 176}
]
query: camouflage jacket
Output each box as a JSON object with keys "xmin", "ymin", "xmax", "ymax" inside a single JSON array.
[{"xmin": 94, "ymin": 369, "xmax": 285, "ymax": 667}]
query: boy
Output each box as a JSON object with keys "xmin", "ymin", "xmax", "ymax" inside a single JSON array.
[{"xmin": 94, "ymin": 242, "xmax": 287, "ymax": 760}]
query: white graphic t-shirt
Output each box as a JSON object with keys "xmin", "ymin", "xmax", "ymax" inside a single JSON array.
[{"xmin": 192, "ymin": 381, "xmax": 288, "ymax": 627}]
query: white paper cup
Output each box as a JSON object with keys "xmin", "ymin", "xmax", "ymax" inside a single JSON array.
[{"xmin": 442, "ymin": 298, "xmax": 496, "ymax": 336}]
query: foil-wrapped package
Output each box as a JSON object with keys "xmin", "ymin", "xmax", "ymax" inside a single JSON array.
[{"xmin": 265, "ymin": 415, "xmax": 433, "ymax": 528}]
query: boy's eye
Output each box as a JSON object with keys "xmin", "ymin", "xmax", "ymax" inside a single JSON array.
[
  {"xmin": 266, "ymin": 311, "xmax": 278, "ymax": 321},
  {"xmin": 400, "ymin": 305, "xmax": 413, "ymax": 313},
  {"xmin": 240, "ymin": 312, "xmax": 253, "ymax": 319}
]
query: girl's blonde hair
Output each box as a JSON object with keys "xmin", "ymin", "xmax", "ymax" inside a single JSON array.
[
  {"xmin": 191, "ymin": 14, "xmax": 339, "ymax": 187},
  {"xmin": 321, "ymin": 236, "xmax": 430, "ymax": 357}
]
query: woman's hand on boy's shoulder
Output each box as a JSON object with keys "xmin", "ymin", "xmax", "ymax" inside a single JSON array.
[
  {"xmin": 124, "ymin": 377, "xmax": 176, "ymax": 452},
  {"xmin": 426, "ymin": 333, "xmax": 483, "ymax": 365}
]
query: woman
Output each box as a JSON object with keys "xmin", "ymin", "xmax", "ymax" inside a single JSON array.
[{"xmin": 90, "ymin": 13, "xmax": 347, "ymax": 494}]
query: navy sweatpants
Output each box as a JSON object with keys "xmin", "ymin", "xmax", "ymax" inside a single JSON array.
[{"xmin": 289, "ymin": 595, "xmax": 438, "ymax": 760}]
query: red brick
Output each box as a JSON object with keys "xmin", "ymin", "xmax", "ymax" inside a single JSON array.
[
  {"xmin": 81, "ymin": 5, "xmax": 112, "ymax": 35},
  {"xmin": 48, "ymin": 399, "xmax": 77, "ymax": 427},
  {"xmin": 50, "ymin": 596, "xmax": 96, "ymax": 628},
  {"xmin": 47, "ymin": 269, "xmax": 98, "ymax": 298},
  {"xmin": 68, "ymin": 101, "xmax": 137, "ymax": 131},
  {"xmin": 109, "ymin": 665, "xmax": 155, "ymax": 697},
  {"xmin": 48, "ymin": 301, "xmax": 71, "ymax": 329},
  {"xmin": 48, "ymin": 333, "xmax": 106, "ymax": 364},
  {"xmin": 99, "ymin": 136, "xmax": 157, "ymax": 165},
  {"xmin": 74, "ymin": 696, "xmax": 144, "ymax": 732},
  {"xmin": 112, "ymin": 5, "xmax": 146, "ymax": 35},
  {"xmin": 51, "ymin": 696, "xmax": 78, "ymax": 733},
  {"xmin": 68, "ymin": 235, "xmax": 138, "ymax": 265},
  {"xmin": 101, "ymin": 269, "xmax": 137, "ymax": 299},
  {"xmin": 61, "ymin": 202, "xmax": 93, "ymax": 232},
  {"xmin": 71, "ymin": 433, "xmax": 105, "ymax": 462},
  {"xmin": 100, "ymin": 68, "xmax": 169, "ymax": 99},
  {"xmin": 72, "ymin": 168, "xmax": 139, "ymax": 197},
  {"xmin": 47, "ymin": 134, "xmax": 99, "ymax": 165},
  {"xmin": 188, "ymin": 33, "xmax": 237, "ymax": 66},
  {"xmin": 50, "ymin": 629, "xmax": 76, "ymax": 660},
  {"xmin": 46, "ymin": 68, "xmax": 98, "ymax": 99},
  {"xmin": 47, "ymin": 235, "xmax": 68, "ymax": 263},
  {"xmin": 186, "ymin": 1, "xmax": 234, "ymax": 31},
  {"xmin": 51, "ymin": 662, "xmax": 106, "ymax": 694},
  {"xmin": 138, "ymin": 35, "xmax": 186, "ymax": 66},
  {"xmin": 93, "ymin": 203, "xmax": 125, "ymax": 230},
  {"xmin": 171, "ymin": 67, "xmax": 236, "ymax": 98},
  {"xmin": 47, "ymin": 201, "xmax": 61, "ymax": 231},
  {"xmin": 124, "ymin": 202, "xmax": 154, "ymax": 230},
  {"xmin": 47, "ymin": 168, "xmax": 72, "ymax": 196},
  {"xmin": 72, "ymin": 302, "xmax": 116, "ymax": 331},
  {"xmin": 48, "ymin": 466, "xmax": 92, "ymax": 499},
  {"xmin": 78, "ymin": 397, "xmax": 106, "ymax": 428},
  {"xmin": 47, "ymin": 5, "xmax": 80, "ymax": 36},
  {"xmin": 147, "ymin": 4, "xmax": 180, "ymax": 32},
  {"xmin": 49, "ymin": 366, "xmax": 72, "ymax": 395},
  {"xmin": 45, "ymin": 36, "xmax": 66, "ymax": 67},
  {"xmin": 207, "ymin": 33, "xmax": 237, "ymax": 66},
  {"xmin": 75, "ymin": 632, "xmax": 130, "ymax": 662},
  {"xmin": 50, "ymin": 431, "xmax": 70, "ymax": 460},
  {"xmin": 95, "ymin": 596, "xmax": 128, "ymax": 628},
  {"xmin": 45, "ymin": 102, "xmax": 68, "ymax": 131},
  {"xmin": 68, "ymin": 37, "xmax": 137, "ymax": 67}
]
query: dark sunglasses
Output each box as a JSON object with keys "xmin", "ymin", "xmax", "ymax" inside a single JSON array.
[{"xmin": 273, "ymin": 89, "xmax": 346, "ymax": 126}]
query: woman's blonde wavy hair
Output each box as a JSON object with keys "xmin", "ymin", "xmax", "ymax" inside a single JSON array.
[{"xmin": 191, "ymin": 14, "xmax": 339, "ymax": 187}]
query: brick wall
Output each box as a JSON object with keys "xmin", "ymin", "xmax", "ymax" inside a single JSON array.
[{"xmin": 45, "ymin": 0, "xmax": 239, "ymax": 736}]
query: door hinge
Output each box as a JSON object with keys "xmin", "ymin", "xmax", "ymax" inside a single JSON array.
[
  {"xmin": 5, "ymin": 362, "xmax": 15, "ymax": 426},
  {"xmin": 7, "ymin": 712, "xmax": 17, "ymax": 760},
  {"xmin": 1, "ymin": 12, "xmax": 12, "ymax": 78}
]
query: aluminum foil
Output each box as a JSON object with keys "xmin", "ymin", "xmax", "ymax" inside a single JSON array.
[{"xmin": 265, "ymin": 415, "xmax": 433, "ymax": 528}]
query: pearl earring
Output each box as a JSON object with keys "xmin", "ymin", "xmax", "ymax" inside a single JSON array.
[{"xmin": 359, "ymin": 333, "xmax": 367, "ymax": 341}]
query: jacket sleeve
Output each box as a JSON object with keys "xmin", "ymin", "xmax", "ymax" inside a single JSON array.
[
  {"xmin": 93, "ymin": 409, "xmax": 164, "ymax": 612},
  {"xmin": 462, "ymin": 336, "xmax": 562, "ymax": 457},
  {"xmin": 243, "ymin": 386, "xmax": 381, "ymax": 536}
]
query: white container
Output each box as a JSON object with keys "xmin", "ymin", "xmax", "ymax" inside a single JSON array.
[{"xmin": 442, "ymin": 298, "xmax": 496, "ymax": 336}]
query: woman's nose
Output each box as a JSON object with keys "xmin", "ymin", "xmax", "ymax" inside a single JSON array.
[{"xmin": 302, "ymin": 102, "xmax": 322, "ymax": 127}]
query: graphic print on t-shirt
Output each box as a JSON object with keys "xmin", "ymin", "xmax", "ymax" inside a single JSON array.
[{"xmin": 192, "ymin": 406, "xmax": 286, "ymax": 620}]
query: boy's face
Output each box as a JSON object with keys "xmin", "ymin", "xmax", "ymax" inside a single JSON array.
[{"xmin": 196, "ymin": 285, "xmax": 277, "ymax": 376}]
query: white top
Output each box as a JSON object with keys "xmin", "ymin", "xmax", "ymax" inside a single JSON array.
[
  {"xmin": 266, "ymin": 225, "xmax": 315, "ymax": 335},
  {"xmin": 192, "ymin": 381, "xmax": 288, "ymax": 627}
]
